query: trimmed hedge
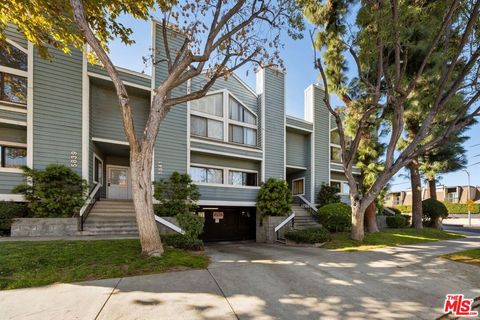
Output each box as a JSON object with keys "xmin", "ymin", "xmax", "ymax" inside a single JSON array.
[
  {"xmin": 394, "ymin": 202, "xmax": 480, "ymax": 215},
  {"xmin": 394, "ymin": 205, "xmax": 412, "ymax": 213},
  {"xmin": 0, "ymin": 202, "xmax": 30, "ymax": 235},
  {"xmin": 401, "ymin": 214, "xmax": 411, "ymax": 226},
  {"xmin": 161, "ymin": 233, "xmax": 204, "ymax": 251},
  {"xmin": 284, "ymin": 227, "xmax": 331, "ymax": 244},
  {"xmin": 386, "ymin": 215, "xmax": 407, "ymax": 228},
  {"xmin": 317, "ymin": 203, "xmax": 352, "ymax": 232},
  {"xmin": 443, "ymin": 202, "xmax": 480, "ymax": 214}
]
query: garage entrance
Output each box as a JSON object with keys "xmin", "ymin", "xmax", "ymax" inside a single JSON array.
[{"xmin": 198, "ymin": 207, "xmax": 256, "ymax": 242}]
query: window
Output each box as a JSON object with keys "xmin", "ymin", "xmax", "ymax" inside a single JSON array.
[
  {"xmin": 191, "ymin": 115, "xmax": 224, "ymax": 140},
  {"xmin": 330, "ymin": 181, "xmax": 350, "ymax": 194},
  {"xmin": 0, "ymin": 42, "xmax": 28, "ymax": 106},
  {"xmin": 190, "ymin": 166, "xmax": 223, "ymax": 184},
  {"xmin": 190, "ymin": 93, "xmax": 223, "ymax": 117},
  {"xmin": 330, "ymin": 129, "xmax": 340, "ymax": 145},
  {"xmin": 93, "ymin": 155, "xmax": 103, "ymax": 185},
  {"xmin": 292, "ymin": 178, "xmax": 305, "ymax": 195},
  {"xmin": 447, "ymin": 192, "xmax": 458, "ymax": 203},
  {"xmin": 0, "ymin": 145, "xmax": 26, "ymax": 168},
  {"xmin": 190, "ymin": 92, "xmax": 258, "ymax": 147},
  {"xmin": 330, "ymin": 146, "xmax": 342, "ymax": 162},
  {"xmin": 229, "ymin": 125, "xmax": 257, "ymax": 146},
  {"xmin": 0, "ymin": 43, "xmax": 27, "ymax": 71},
  {"xmin": 229, "ymin": 97, "xmax": 256, "ymax": 125},
  {"xmin": 330, "ymin": 181, "xmax": 341, "ymax": 193},
  {"xmin": 229, "ymin": 171, "xmax": 257, "ymax": 186}
]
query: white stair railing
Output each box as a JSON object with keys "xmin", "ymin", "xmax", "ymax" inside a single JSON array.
[{"xmin": 155, "ymin": 215, "xmax": 185, "ymax": 235}]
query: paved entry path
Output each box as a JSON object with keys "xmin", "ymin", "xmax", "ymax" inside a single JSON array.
[{"xmin": 1, "ymin": 235, "xmax": 479, "ymax": 320}]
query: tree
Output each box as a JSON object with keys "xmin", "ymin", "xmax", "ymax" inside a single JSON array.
[
  {"xmin": 256, "ymin": 178, "xmax": 293, "ymax": 218},
  {"xmin": 420, "ymin": 131, "xmax": 472, "ymax": 200},
  {"xmin": 301, "ymin": 0, "xmax": 480, "ymax": 240},
  {"xmin": 154, "ymin": 171, "xmax": 200, "ymax": 217},
  {"xmin": 1, "ymin": 0, "xmax": 303, "ymax": 255}
]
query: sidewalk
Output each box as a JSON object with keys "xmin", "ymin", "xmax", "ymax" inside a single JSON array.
[{"xmin": 1, "ymin": 235, "xmax": 479, "ymax": 320}]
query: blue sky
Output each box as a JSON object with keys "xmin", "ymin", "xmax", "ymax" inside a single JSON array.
[{"xmin": 107, "ymin": 15, "xmax": 480, "ymax": 191}]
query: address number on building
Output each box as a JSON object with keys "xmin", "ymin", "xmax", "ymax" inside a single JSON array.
[{"xmin": 70, "ymin": 151, "xmax": 78, "ymax": 168}]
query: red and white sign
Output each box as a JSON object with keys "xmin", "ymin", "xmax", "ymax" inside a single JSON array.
[
  {"xmin": 443, "ymin": 294, "xmax": 478, "ymax": 317},
  {"xmin": 213, "ymin": 211, "xmax": 224, "ymax": 223}
]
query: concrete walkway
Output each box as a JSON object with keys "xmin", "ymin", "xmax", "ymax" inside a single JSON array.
[{"xmin": 1, "ymin": 236, "xmax": 479, "ymax": 320}]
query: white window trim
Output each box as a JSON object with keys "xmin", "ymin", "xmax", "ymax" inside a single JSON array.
[
  {"xmin": 292, "ymin": 177, "xmax": 305, "ymax": 196},
  {"xmin": 190, "ymin": 162, "xmax": 259, "ymax": 187},
  {"xmin": 5, "ymin": 39, "xmax": 28, "ymax": 54},
  {"xmin": 0, "ymin": 65, "xmax": 28, "ymax": 78},
  {"xmin": 0, "ymin": 140, "xmax": 27, "ymax": 148},
  {"xmin": 92, "ymin": 153, "xmax": 104, "ymax": 185},
  {"xmin": 0, "ymin": 167, "xmax": 23, "ymax": 173},
  {"xmin": 0, "ymin": 104, "xmax": 28, "ymax": 113}
]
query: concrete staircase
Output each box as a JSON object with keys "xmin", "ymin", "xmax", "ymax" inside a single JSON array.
[
  {"xmin": 292, "ymin": 204, "xmax": 321, "ymax": 229},
  {"xmin": 82, "ymin": 200, "xmax": 139, "ymax": 235}
]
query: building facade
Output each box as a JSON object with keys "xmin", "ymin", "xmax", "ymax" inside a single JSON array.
[
  {"xmin": 1, "ymin": 22, "xmax": 359, "ymax": 240},
  {"xmin": 385, "ymin": 185, "xmax": 480, "ymax": 207}
]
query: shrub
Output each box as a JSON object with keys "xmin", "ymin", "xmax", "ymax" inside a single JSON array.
[
  {"xmin": 0, "ymin": 202, "xmax": 30, "ymax": 235},
  {"xmin": 316, "ymin": 183, "xmax": 341, "ymax": 208},
  {"xmin": 13, "ymin": 165, "xmax": 88, "ymax": 217},
  {"xmin": 284, "ymin": 227, "xmax": 331, "ymax": 244},
  {"xmin": 256, "ymin": 178, "xmax": 293, "ymax": 217},
  {"xmin": 401, "ymin": 214, "xmax": 411, "ymax": 226},
  {"xmin": 422, "ymin": 198, "xmax": 449, "ymax": 229},
  {"xmin": 317, "ymin": 203, "xmax": 352, "ymax": 232},
  {"xmin": 394, "ymin": 205, "xmax": 412, "ymax": 213},
  {"xmin": 154, "ymin": 172, "xmax": 200, "ymax": 217},
  {"xmin": 386, "ymin": 215, "xmax": 407, "ymax": 228},
  {"xmin": 443, "ymin": 202, "xmax": 480, "ymax": 214},
  {"xmin": 176, "ymin": 213, "xmax": 205, "ymax": 241},
  {"xmin": 162, "ymin": 233, "xmax": 204, "ymax": 251}
]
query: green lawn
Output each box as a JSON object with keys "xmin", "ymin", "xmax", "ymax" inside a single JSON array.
[
  {"xmin": 0, "ymin": 239, "xmax": 209, "ymax": 290},
  {"xmin": 442, "ymin": 249, "xmax": 480, "ymax": 266},
  {"xmin": 322, "ymin": 228, "xmax": 465, "ymax": 251}
]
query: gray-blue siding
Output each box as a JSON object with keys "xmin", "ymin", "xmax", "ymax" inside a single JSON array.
[
  {"xmin": 153, "ymin": 23, "xmax": 188, "ymax": 180},
  {"xmin": 313, "ymin": 86, "xmax": 330, "ymax": 197},
  {"xmin": 286, "ymin": 116, "xmax": 313, "ymax": 131},
  {"xmin": 198, "ymin": 185, "xmax": 258, "ymax": 202},
  {"xmin": 32, "ymin": 47, "xmax": 83, "ymax": 175},
  {"xmin": 263, "ymin": 68, "xmax": 285, "ymax": 179},
  {"xmin": 88, "ymin": 64, "xmax": 151, "ymax": 88}
]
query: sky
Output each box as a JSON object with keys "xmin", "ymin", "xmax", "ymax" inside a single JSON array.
[{"xmin": 106, "ymin": 14, "xmax": 480, "ymax": 191}]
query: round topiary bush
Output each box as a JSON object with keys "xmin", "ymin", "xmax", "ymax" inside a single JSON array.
[
  {"xmin": 317, "ymin": 203, "xmax": 352, "ymax": 232},
  {"xmin": 284, "ymin": 227, "xmax": 331, "ymax": 244},
  {"xmin": 422, "ymin": 198, "xmax": 449, "ymax": 229},
  {"xmin": 386, "ymin": 215, "xmax": 407, "ymax": 228}
]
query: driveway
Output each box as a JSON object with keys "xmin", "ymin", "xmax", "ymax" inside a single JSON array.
[{"xmin": 1, "ymin": 236, "xmax": 479, "ymax": 320}]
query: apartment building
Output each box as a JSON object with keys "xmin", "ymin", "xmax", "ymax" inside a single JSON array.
[{"xmin": 0, "ymin": 22, "xmax": 359, "ymax": 241}]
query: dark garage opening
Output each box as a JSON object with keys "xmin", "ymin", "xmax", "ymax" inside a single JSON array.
[{"xmin": 198, "ymin": 207, "xmax": 256, "ymax": 242}]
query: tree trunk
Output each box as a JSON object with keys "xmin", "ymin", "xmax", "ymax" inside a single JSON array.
[
  {"xmin": 364, "ymin": 201, "xmax": 379, "ymax": 233},
  {"xmin": 351, "ymin": 200, "xmax": 365, "ymax": 240},
  {"xmin": 130, "ymin": 150, "xmax": 164, "ymax": 257},
  {"xmin": 427, "ymin": 176, "xmax": 437, "ymax": 200},
  {"xmin": 432, "ymin": 217, "xmax": 443, "ymax": 230},
  {"xmin": 408, "ymin": 158, "xmax": 423, "ymax": 229}
]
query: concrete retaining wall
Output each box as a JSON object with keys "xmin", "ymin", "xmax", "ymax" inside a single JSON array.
[
  {"xmin": 157, "ymin": 217, "xmax": 180, "ymax": 235},
  {"xmin": 376, "ymin": 216, "xmax": 388, "ymax": 229},
  {"xmin": 256, "ymin": 212, "xmax": 292, "ymax": 243},
  {"xmin": 11, "ymin": 218, "xmax": 78, "ymax": 237}
]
